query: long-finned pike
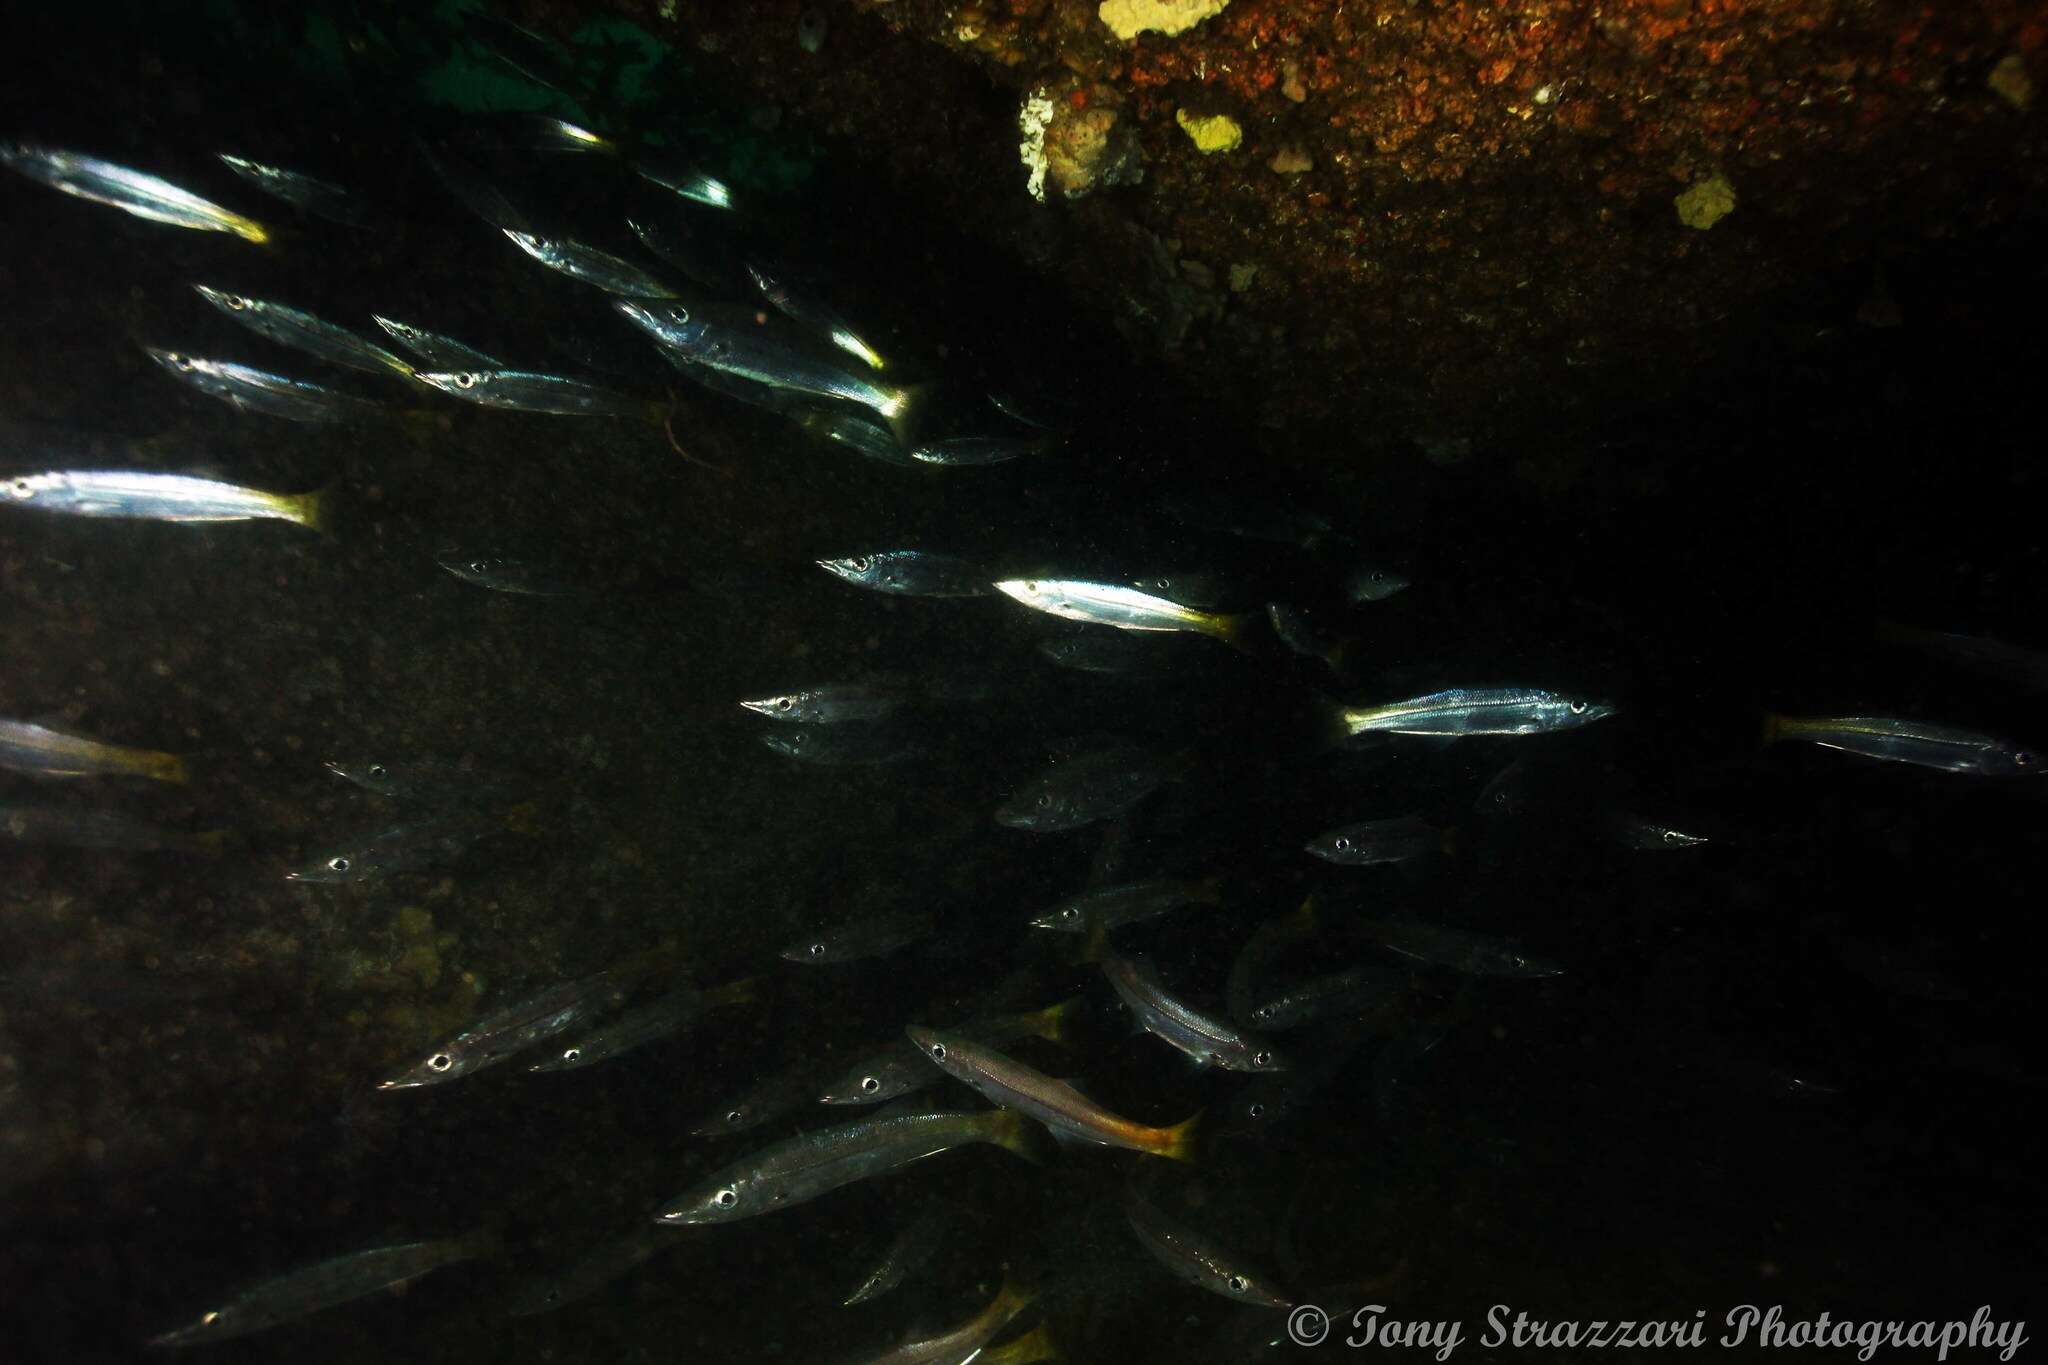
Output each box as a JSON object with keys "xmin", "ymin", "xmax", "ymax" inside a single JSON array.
[{"xmin": 906, "ymin": 1026, "xmax": 1198, "ymax": 1161}]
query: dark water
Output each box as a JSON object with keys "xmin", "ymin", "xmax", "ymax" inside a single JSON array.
[{"xmin": 2, "ymin": 5, "xmax": 2044, "ymax": 1363}]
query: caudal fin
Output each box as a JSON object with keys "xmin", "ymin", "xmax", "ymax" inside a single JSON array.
[
  {"xmin": 1028, "ymin": 996, "xmax": 1081, "ymax": 1045},
  {"xmin": 982, "ymin": 1321, "xmax": 1061, "ymax": 1365},
  {"xmin": 880, "ymin": 380, "xmax": 938, "ymax": 447},
  {"xmin": 711, "ymin": 975, "xmax": 760, "ymax": 1007},
  {"xmin": 991, "ymin": 1107, "xmax": 1050, "ymax": 1166},
  {"xmin": 1154, "ymin": 1110, "xmax": 1201, "ymax": 1163},
  {"xmin": 1761, "ymin": 712, "xmax": 1786, "ymax": 746},
  {"xmin": 284, "ymin": 486, "xmax": 330, "ymax": 534}
]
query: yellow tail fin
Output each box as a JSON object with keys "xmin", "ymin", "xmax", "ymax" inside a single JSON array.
[
  {"xmin": 982, "ymin": 1272, "xmax": 1037, "ymax": 1334},
  {"xmin": 712, "ymin": 975, "xmax": 760, "ymax": 1007},
  {"xmin": 990, "ymin": 1108, "xmax": 1048, "ymax": 1166},
  {"xmin": 1154, "ymin": 1110, "xmax": 1201, "ymax": 1163},
  {"xmin": 1028, "ymin": 997, "xmax": 1080, "ymax": 1045},
  {"xmin": 1761, "ymin": 712, "xmax": 1786, "ymax": 745},
  {"xmin": 881, "ymin": 380, "xmax": 937, "ymax": 446},
  {"xmin": 285, "ymin": 486, "xmax": 330, "ymax": 533},
  {"xmin": 983, "ymin": 1320, "xmax": 1059, "ymax": 1365},
  {"xmin": 147, "ymin": 751, "xmax": 191, "ymax": 785}
]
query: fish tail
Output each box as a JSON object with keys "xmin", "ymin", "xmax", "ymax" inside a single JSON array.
[
  {"xmin": 991, "ymin": 1107, "xmax": 1048, "ymax": 1166},
  {"xmin": 981, "ymin": 1320, "xmax": 1061, "ymax": 1365},
  {"xmin": 147, "ymin": 751, "xmax": 191, "ymax": 785},
  {"xmin": 1293, "ymin": 893, "xmax": 1320, "ymax": 934},
  {"xmin": 1029, "ymin": 996, "xmax": 1082, "ymax": 1045},
  {"xmin": 1155, "ymin": 1110, "xmax": 1202, "ymax": 1163},
  {"xmin": 229, "ymin": 214, "xmax": 272, "ymax": 245},
  {"xmin": 985, "ymin": 1271, "xmax": 1039, "ymax": 1328},
  {"xmin": 499, "ymin": 800, "xmax": 544, "ymax": 837},
  {"xmin": 881, "ymin": 380, "xmax": 937, "ymax": 446},
  {"xmin": 284, "ymin": 485, "xmax": 330, "ymax": 533},
  {"xmin": 1761, "ymin": 712, "xmax": 1787, "ymax": 746}
]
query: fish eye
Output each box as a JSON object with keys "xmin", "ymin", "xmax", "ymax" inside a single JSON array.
[
  {"xmin": 1061, "ymin": 907, "xmax": 1079, "ymax": 921},
  {"xmin": 1253, "ymin": 1051, "xmax": 1273, "ymax": 1067},
  {"xmin": 1662, "ymin": 829, "xmax": 1684, "ymax": 843},
  {"xmin": 725, "ymin": 1110, "xmax": 744, "ymax": 1125},
  {"xmin": 776, "ymin": 698, "xmax": 794, "ymax": 711},
  {"xmin": 454, "ymin": 372, "xmax": 478, "ymax": 390},
  {"xmin": 2015, "ymin": 751, "xmax": 2033, "ymax": 768},
  {"xmin": 1227, "ymin": 1275, "xmax": 1249, "ymax": 1293},
  {"xmin": 8, "ymin": 478, "xmax": 31, "ymax": 498},
  {"xmin": 1036, "ymin": 794, "xmax": 1053, "ymax": 809},
  {"xmin": 367, "ymin": 764, "xmax": 386, "ymax": 779},
  {"xmin": 327, "ymin": 855, "xmax": 351, "ymax": 872},
  {"xmin": 1246, "ymin": 1102, "xmax": 1267, "ymax": 1119},
  {"xmin": 173, "ymin": 354, "xmax": 194, "ymax": 371},
  {"xmin": 225, "ymin": 294, "xmax": 249, "ymax": 310},
  {"xmin": 927, "ymin": 1042, "xmax": 946, "ymax": 1060},
  {"xmin": 860, "ymin": 1076, "xmax": 880, "ymax": 1093},
  {"xmin": 1569, "ymin": 700, "xmax": 1589, "ymax": 715},
  {"xmin": 470, "ymin": 561, "xmax": 489, "ymax": 574},
  {"xmin": 714, "ymin": 1188, "xmax": 738, "ymax": 1208},
  {"xmin": 807, "ymin": 942, "xmax": 825, "ymax": 957},
  {"xmin": 562, "ymin": 1048, "xmax": 582, "ymax": 1063},
  {"xmin": 1333, "ymin": 836, "xmax": 1353, "ymax": 852},
  {"xmin": 428, "ymin": 1052, "xmax": 453, "ymax": 1072},
  {"xmin": 849, "ymin": 556, "xmax": 872, "ymax": 571}
]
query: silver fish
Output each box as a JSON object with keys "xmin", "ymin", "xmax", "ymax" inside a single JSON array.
[
  {"xmin": 379, "ymin": 968, "xmax": 635, "ymax": 1089},
  {"xmin": 994, "ymin": 578, "xmax": 1253, "ymax": 646},
  {"xmin": 1, "ymin": 142, "xmax": 268, "ymax": 242},
  {"xmin": 371, "ymin": 316, "xmax": 504, "ymax": 371},
  {"xmin": 738, "ymin": 678, "xmax": 913, "ymax": 724},
  {"xmin": 746, "ymin": 261, "xmax": 887, "ymax": 371},
  {"xmin": 626, "ymin": 213, "xmax": 743, "ymax": 291},
  {"xmin": 148, "ymin": 1231, "xmax": 493, "ymax": 1347},
  {"xmin": 1605, "ymin": 811, "xmax": 1711, "ymax": 849},
  {"xmin": 1102, "ymin": 953, "xmax": 1287, "ymax": 1072},
  {"xmin": 614, "ymin": 301, "xmax": 929, "ymax": 442},
  {"xmin": 0, "ymin": 717, "xmax": 187, "ymax": 783},
  {"xmin": 1762, "ymin": 713, "xmax": 2037, "ymax": 776},
  {"xmin": 1123, "ymin": 1186, "xmax": 1293, "ymax": 1308},
  {"xmin": 437, "ymin": 553, "xmax": 579, "ymax": 597},
  {"xmin": 503, "ymin": 230, "xmax": 678, "ymax": 298},
  {"xmin": 635, "ymin": 152, "xmax": 735, "ymax": 211},
  {"xmin": 145, "ymin": 348, "xmax": 387, "ymax": 421},
  {"xmin": 4, "ymin": 467, "xmax": 326, "ymax": 527},
  {"xmin": 193, "ymin": 285, "xmax": 416, "ymax": 379},
  {"xmin": 1247, "ymin": 964, "xmax": 1407, "ymax": 1030},
  {"xmin": 818, "ymin": 1000, "xmax": 1073, "ymax": 1106},
  {"xmin": 995, "ymin": 744, "xmax": 1181, "ymax": 832},
  {"xmin": 794, "ymin": 408, "xmax": 916, "ymax": 466},
  {"xmin": 528, "ymin": 978, "xmax": 756, "ymax": 1073},
  {"xmin": 652, "ymin": 1106, "xmax": 1036, "ymax": 1224},
  {"xmin": 782, "ymin": 909, "xmax": 934, "ymax": 964},
  {"xmin": 1340, "ymin": 687, "xmax": 1615, "ymax": 737},
  {"xmin": 843, "ymin": 1206, "xmax": 951, "ymax": 1305},
  {"xmin": 1030, "ymin": 877, "xmax": 1223, "ymax": 934},
  {"xmin": 321, "ymin": 758, "xmax": 527, "ymax": 805},
  {"xmin": 215, "ymin": 154, "xmax": 369, "ymax": 226},
  {"xmin": 910, "ymin": 436, "xmax": 1045, "ymax": 466},
  {"xmin": 816, "ymin": 550, "xmax": 993, "ymax": 598},
  {"xmin": 1345, "ymin": 563, "xmax": 1412, "ymax": 603},
  {"xmin": 1364, "ymin": 918, "xmax": 1563, "ymax": 978},
  {"xmin": 286, "ymin": 812, "xmax": 499, "ymax": 884},
  {"xmin": 1303, "ymin": 815, "xmax": 1446, "ymax": 866},
  {"xmin": 414, "ymin": 369, "xmax": 653, "ymax": 418},
  {"xmin": 1225, "ymin": 896, "xmax": 1321, "ymax": 1027},
  {"xmin": 689, "ymin": 1060, "xmax": 821, "ymax": 1136}
]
